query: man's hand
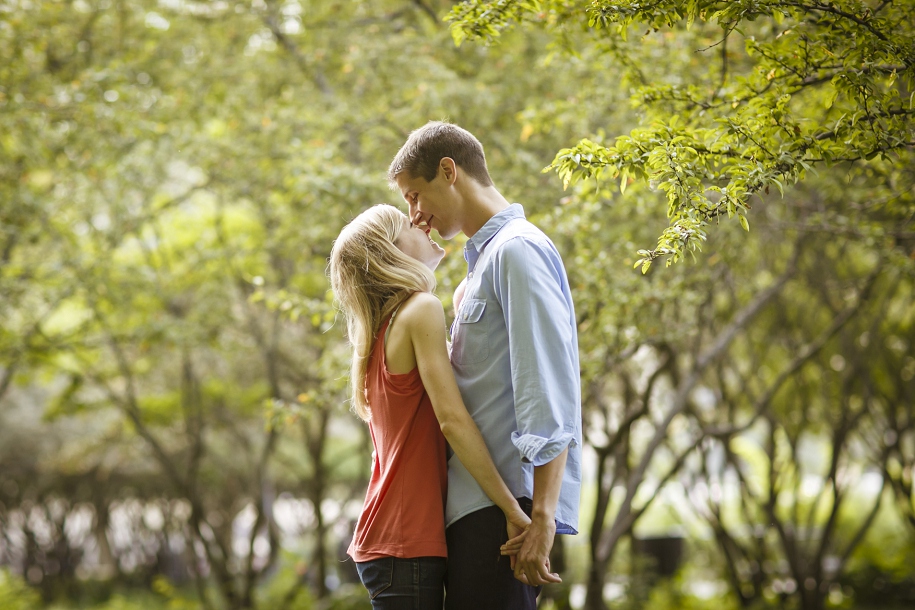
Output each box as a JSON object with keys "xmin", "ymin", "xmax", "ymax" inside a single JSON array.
[
  {"xmin": 512, "ymin": 447, "xmax": 568, "ymax": 585},
  {"xmin": 513, "ymin": 515, "xmax": 561, "ymax": 585}
]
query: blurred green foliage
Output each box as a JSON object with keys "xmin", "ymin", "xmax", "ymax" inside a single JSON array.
[
  {"xmin": 0, "ymin": 1, "xmax": 913, "ymax": 610},
  {"xmin": 0, "ymin": 570, "xmax": 42, "ymax": 610}
]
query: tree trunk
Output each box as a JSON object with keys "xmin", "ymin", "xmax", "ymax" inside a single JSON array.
[{"xmin": 584, "ymin": 558, "xmax": 610, "ymax": 610}]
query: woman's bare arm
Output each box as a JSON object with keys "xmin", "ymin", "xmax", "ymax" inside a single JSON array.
[{"xmin": 401, "ymin": 293, "xmax": 530, "ymax": 538}]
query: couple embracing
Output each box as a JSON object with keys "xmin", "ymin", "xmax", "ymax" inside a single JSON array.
[{"xmin": 330, "ymin": 121, "xmax": 582, "ymax": 610}]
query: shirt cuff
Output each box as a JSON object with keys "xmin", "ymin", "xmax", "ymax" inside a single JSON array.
[{"xmin": 511, "ymin": 431, "xmax": 576, "ymax": 467}]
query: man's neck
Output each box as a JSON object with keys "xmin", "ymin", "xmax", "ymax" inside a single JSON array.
[{"xmin": 462, "ymin": 186, "xmax": 511, "ymax": 238}]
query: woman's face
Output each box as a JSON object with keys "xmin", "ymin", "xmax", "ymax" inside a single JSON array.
[{"xmin": 394, "ymin": 217, "xmax": 445, "ymax": 270}]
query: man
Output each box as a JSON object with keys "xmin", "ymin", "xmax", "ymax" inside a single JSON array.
[{"xmin": 388, "ymin": 121, "xmax": 582, "ymax": 609}]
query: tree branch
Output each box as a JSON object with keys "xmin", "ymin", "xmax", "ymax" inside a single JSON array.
[
  {"xmin": 706, "ymin": 263, "xmax": 881, "ymax": 438},
  {"xmin": 594, "ymin": 255, "xmax": 797, "ymax": 561},
  {"xmin": 263, "ymin": 13, "xmax": 334, "ymax": 97},
  {"xmin": 784, "ymin": 2, "xmax": 891, "ymax": 43}
]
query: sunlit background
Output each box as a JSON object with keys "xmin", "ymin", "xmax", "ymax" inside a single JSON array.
[{"xmin": 1, "ymin": 1, "xmax": 914, "ymax": 609}]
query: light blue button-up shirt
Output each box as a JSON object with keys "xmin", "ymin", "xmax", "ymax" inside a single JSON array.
[{"xmin": 448, "ymin": 204, "xmax": 581, "ymax": 534}]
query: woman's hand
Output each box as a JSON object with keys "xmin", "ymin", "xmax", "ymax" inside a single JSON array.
[{"xmin": 500, "ymin": 506, "xmax": 531, "ymax": 568}]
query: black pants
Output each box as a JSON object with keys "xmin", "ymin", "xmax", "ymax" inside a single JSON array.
[{"xmin": 444, "ymin": 498, "xmax": 541, "ymax": 610}]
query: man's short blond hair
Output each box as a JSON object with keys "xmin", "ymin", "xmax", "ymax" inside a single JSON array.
[{"xmin": 388, "ymin": 121, "xmax": 494, "ymax": 188}]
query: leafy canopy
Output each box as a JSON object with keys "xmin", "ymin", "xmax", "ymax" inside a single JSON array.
[{"xmin": 448, "ymin": 0, "xmax": 915, "ymax": 271}]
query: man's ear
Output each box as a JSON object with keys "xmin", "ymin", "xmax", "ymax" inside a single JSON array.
[{"xmin": 439, "ymin": 157, "xmax": 457, "ymax": 184}]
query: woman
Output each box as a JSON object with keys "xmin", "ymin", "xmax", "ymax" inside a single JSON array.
[{"xmin": 329, "ymin": 204, "xmax": 529, "ymax": 609}]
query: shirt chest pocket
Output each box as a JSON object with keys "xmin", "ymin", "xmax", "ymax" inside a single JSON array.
[{"xmin": 452, "ymin": 298, "xmax": 490, "ymax": 365}]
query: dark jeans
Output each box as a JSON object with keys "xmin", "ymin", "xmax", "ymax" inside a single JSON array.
[
  {"xmin": 356, "ymin": 556, "xmax": 446, "ymax": 610},
  {"xmin": 444, "ymin": 498, "xmax": 541, "ymax": 610}
]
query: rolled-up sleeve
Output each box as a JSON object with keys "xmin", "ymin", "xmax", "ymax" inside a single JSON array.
[{"xmin": 494, "ymin": 237, "xmax": 580, "ymax": 467}]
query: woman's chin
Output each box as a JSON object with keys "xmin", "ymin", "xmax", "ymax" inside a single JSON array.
[{"xmin": 426, "ymin": 252, "xmax": 446, "ymax": 271}]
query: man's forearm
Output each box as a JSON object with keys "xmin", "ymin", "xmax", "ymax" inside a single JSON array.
[
  {"xmin": 512, "ymin": 446, "xmax": 569, "ymax": 584},
  {"xmin": 531, "ymin": 446, "xmax": 568, "ymax": 524}
]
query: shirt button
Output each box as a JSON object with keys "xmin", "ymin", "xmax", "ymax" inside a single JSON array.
[{"xmin": 468, "ymin": 272, "xmax": 474, "ymax": 278}]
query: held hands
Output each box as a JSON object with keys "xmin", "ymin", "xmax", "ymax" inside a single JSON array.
[
  {"xmin": 499, "ymin": 507, "xmax": 564, "ymax": 585},
  {"xmin": 506, "ymin": 514, "xmax": 561, "ymax": 586}
]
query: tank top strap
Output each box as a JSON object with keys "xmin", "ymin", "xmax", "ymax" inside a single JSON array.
[{"xmin": 383, "ymin": 298, "xmax": 407, "ymax": 347}]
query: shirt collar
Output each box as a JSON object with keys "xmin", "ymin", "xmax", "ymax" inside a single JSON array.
[{"xmin": 464, "ymin": 204, "xmax": 525, "ymax": 260}]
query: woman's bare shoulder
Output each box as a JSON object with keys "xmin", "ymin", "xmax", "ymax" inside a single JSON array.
[
  {"xmin": 400, "ymin": 291, "xmax": 444, "ymax": 313},
  {"xmin": 398, "ymin": 292, "xmax": 445, "ymax": 326}
]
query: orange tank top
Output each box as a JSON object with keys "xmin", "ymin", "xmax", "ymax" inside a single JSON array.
[{"xmin": 347, "ymin": 313, "xmax": 448, "ymax": 561}]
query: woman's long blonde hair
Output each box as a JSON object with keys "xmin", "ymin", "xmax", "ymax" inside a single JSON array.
[{"xmin": 329, "ymin": 204, "xmax": 436, "ymax": 421}]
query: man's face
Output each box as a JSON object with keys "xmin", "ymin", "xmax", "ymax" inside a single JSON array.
[{"xmin": 394, "ymin": 168, "xmax": 460, "ymax": 240}]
